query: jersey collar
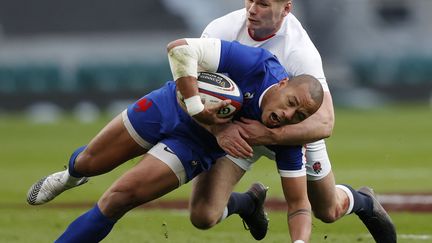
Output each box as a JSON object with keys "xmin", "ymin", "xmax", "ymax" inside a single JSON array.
[
  {"xmin": 258, "ymin": 83, "xmax": 277, "ymax": 108},
  {"xmin": 247, "ymin": 28, "xmax": 276, "ymax": 41}
]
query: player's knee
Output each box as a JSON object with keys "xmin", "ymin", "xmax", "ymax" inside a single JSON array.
[
  {"xmin": 74, "ymin": 149, "xmax": 101, "ymax": 176},
  {"xmin": 99, "ymin": 187, "xmax": 139, "ymax": 219},
  {"xmin": 313, "ymin": 207, "xmax": 343, "ymax": 223},
  {"xmin": 314, "ymin": 211, "xmax": 336, "ymax": 223},
  {"xmin": 189, "ymin": 209, "xmax": 220, "ymax": 230}
]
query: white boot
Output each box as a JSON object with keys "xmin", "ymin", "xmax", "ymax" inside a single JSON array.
[{"xmin": 27, "ymin": 169, "xmax": 89, "ymax": 205}]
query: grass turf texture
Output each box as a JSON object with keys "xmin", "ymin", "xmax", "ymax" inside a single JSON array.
[
  {"xmin": 1, "ymin": 208, "xmax": 431, "ymax": 242},
  {"xmin": 1, "ymin": 104, "xmax": 431, "ymax": 242}
]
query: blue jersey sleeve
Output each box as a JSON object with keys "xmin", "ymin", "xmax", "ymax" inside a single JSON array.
[{"xmin": 267, "ymin": 145, "xmax": 303, "ymax": 171}]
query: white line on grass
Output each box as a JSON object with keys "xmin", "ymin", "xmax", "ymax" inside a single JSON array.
[
  {"xmin": 398, "ymin": 234, "xmax": 432, "ymax": 240},
  {"xmin": 377, "ymin": 195, "xmax": 432, "ymax": 204},
  {"xmin": 363, "ymin": 234, "xmax": 432, "ymax": 241}
]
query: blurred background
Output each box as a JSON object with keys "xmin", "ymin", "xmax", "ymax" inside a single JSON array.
[{"xmin": 0, "ymin": 0, "xmax": 431, "ymax": 119}]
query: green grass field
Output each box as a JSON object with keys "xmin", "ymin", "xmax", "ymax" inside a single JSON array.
[{"xmin": 1, "ymin": 104, "xmax": 432, "ymax": 242}]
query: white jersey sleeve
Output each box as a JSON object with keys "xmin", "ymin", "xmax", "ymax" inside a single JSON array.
[
  {"xmin": 168, "ymin": 38, "xmax": 221, "ymax": 80},
  {"xmin": 185, "ymin": 38, "xmax": 221, "ymax": 72}
]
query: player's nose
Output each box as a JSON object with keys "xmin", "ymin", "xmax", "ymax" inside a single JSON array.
[
  {"xmin": 247, "ymin": 3, "xmax": 258, "ymax": 14},
  {"xmin": 282, "ymin": 108, "xmax": 295, "ymax": 123}
]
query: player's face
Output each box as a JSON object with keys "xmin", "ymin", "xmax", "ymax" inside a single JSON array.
[
  {"xmin": 245, "ymin": 0, "xmax": 291, "ymax": 38},
  {"xmin": 261, "ymin": 79, "xmax": 317, "ymax": 128}
]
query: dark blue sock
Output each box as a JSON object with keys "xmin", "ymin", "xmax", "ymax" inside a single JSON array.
[
  {"xmin": 68, "ymin": 145, "xmax": 87, "ymax": 178},
  {"xmin": 55, "ymin": 204, "xmax": 116, "ymax": 243},
  {"xmin": 343, "ymin": 184, "xmax": 374, "ymax": 217},
  {"xmin": 227, "ymin": 192, "xmax": 255, "ymax": 217}
]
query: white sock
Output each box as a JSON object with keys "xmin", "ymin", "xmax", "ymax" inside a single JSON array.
[
  {"xmin": 217, "ymin": 207, "xmax": 229, "ymax": 223},
  {"xmin": 336, "ymin": 184, "xmax": 354, "ymax": 215}
]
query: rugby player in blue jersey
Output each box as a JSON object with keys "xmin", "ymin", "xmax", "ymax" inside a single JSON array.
[{"xmin": 28, "ymin": 38, "xmax": 323, "ymax": 242}]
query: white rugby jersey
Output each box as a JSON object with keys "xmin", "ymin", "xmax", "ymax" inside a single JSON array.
[{"xmin": 201, "ymin": 9, "xmax": 329, "ymax": 92}]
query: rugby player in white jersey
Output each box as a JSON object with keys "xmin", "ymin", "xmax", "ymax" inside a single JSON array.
[{"xmin": 189, "ymin": 1, "xmax": 396, "ymax": 242}]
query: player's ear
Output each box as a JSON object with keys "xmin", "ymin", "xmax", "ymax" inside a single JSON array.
[
  {"xmin": 283, "ymin": 1, "xmax": 292, "ymax": 16},
  {"xmin": 278, "ymin": 78, "xmax": 289, "ymax": 87}
]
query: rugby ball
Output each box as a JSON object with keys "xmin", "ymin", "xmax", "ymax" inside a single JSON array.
[{"xmin": 177, "ymin": 72, "xmax": 243, "ymax": 117}]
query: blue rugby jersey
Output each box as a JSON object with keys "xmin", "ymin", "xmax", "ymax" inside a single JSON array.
[
  {"xmin": 128, "ymin": 40, "xmax": 303, "ymax": 179},
  {"xmin": 217, "ymin": 40, "xmax": 289, "ymax": 122},
  {"xmin": 217, "ymin": 40, "xmax": 303, "ymax": 172}
]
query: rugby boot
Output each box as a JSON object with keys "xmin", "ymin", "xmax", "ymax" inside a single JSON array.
[
  {"xmin": 357, "ymin": 187, "xmax": 397, "ymax": 243},
  {"xmin": 240, "ymin": 182, "xmax": 269, "ymax": 241},
  {"xmin": 27, "ymin": 169, "xmax": 88, "ymax": 205}
]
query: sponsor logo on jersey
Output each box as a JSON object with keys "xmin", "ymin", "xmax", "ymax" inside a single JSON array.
[
  {"xmin": 134, "ymin": 98, "xmax": 153, "ymax": 112},
  {"xmin": 244, "ymin": 92, "xmax": 254, "ymax": 99}
]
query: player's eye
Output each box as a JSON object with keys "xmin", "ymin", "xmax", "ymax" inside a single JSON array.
[
  {"xmin": 296, "ymin": 112, "xmax": 306, "ymax": 121},
  {"xmin": 288, "ymin": 98, "xmax": 295, "ymax": 107},
  {"xmin": 287, "ymin": 96, "xmax": 299, "ymax": 107}
]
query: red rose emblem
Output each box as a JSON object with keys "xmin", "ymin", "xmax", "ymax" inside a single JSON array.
[{"xmin": 312, "ymin": 161, "xmax": 322, "ymax": 174}]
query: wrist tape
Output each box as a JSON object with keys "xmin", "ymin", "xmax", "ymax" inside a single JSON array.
[{"xmin": 184, "ymin": 95, "xmax": 204, "ymax": 116}]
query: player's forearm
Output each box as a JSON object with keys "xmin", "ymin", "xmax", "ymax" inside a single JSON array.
[
  {"xmin": 287, "ymin": 207, "xmax": 312, "ymax": 243},
  {"xmin": 273, "ymin": 114, "xmax": 332, "ymax": 145},
  {"xmin": 167, "ymin": 38, "xmax": 221, "ymax": 117},
  {"xmin": 282, "ymin": 176, "xmax": 311, "ymax": 242},
  {"xmin": 167, "ymin": 39, "xmax": 199, "ymax": 98},
  {"xmin": 286, "ymin": 197, "xmax": 312, "ymax": 242}
]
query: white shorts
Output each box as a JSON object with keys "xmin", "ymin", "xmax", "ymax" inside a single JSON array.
[
  {"xmin": 304, "ymin": 139, "xmax": 332, "ymax": 181},
  {"xmin": 147, "ymin": 142, "xmax": 187, "ymax": 186},
  {"xmin": 228, "ymin": 139, "xmax": 331, "ymax": 180}
]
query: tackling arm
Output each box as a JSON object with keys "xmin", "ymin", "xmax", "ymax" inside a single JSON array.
[
  {"xmin": 238, "ymin": 91, "xmax": 334, "ymax": 146},
  {"xmin": 166, "ymin": 38, "xmax": 231, "ymax": 125},
  {"xmin": 274, "ymin": 91, "xmax": 334, "ymax": 144}
]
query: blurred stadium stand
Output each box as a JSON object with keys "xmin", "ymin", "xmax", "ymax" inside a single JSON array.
[
  {"xmin": 0, "ymin": 0, "xmax": 187, "ymax": 35},
  {"xmin": 301, "ymin": 0, "xmax": 432, "ymax": 103},
  {"xmin": 0, "ymin": 0, "xmax": 193, "ymax": 111},
  {"xmin": 0, "ymin": 0, "xmax": 430, "ymax": 113}
]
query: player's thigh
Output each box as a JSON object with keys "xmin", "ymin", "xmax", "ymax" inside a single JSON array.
[
  {"xmin": 305, "ymin": 139, "xmax": 335, "ymax": 206},
  {"xmin": 99, "ymin": 152, "xmax": 180, "ymax": 219},
  {"xmin": 190, "ymin": 156, "xmax": 245, "ymax": 211},
  {"xmin": 307, "ymin": 170, "xmax": 337, "ymax": 212},
  {"xmin": 77, "ymin": 113, "xmax": 147, "ymax": 172}
]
